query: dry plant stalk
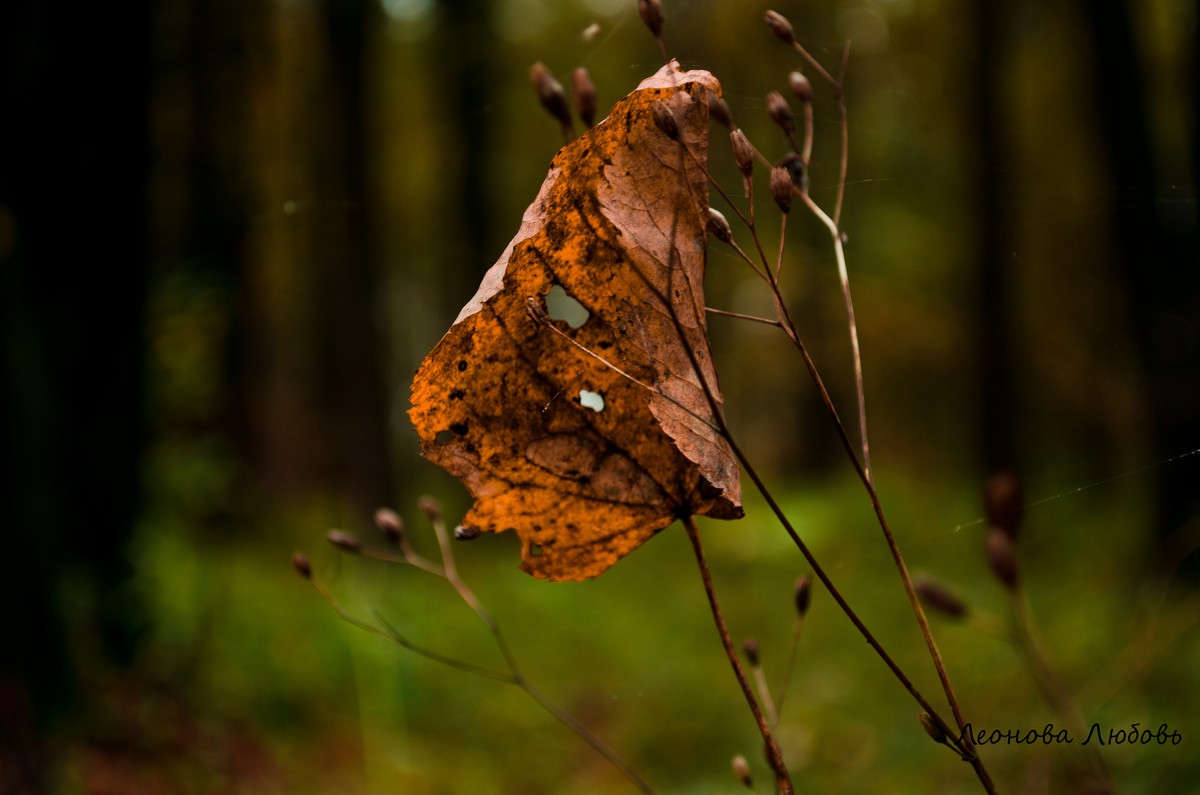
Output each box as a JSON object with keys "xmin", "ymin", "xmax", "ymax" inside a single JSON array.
[
  {"xmin": 297, "ymin": 501, "xmax": 656, "ymax": 794},
  {"xmin": 300, "ymin": 4, "xmax": 1021, "ymax": 793}
]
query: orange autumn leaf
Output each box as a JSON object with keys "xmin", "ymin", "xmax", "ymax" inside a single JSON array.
[{"xmin": 409, "ymin": 61, "xmax": 742, "ymax": 582}]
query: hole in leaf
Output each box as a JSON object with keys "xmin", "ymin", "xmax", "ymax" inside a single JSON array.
[
  {"xmin": 579, "ymin": 389, "xmax": 605, "ymax": 412},
  {"xmin": 545, "ymin": 284, "xmax": 590, "ymax": 329},
  {"xmin": 530, "ymin": 542, "xmax": 544, "ymax": 557},
  {"xmin": 435, "ymin": 430, "xmax": 455, "ymax": 444}
]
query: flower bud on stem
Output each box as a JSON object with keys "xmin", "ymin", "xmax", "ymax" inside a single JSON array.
[
  {"xmin": 530, "ymin": 62, "xmax": 573, "ymax": 141},
  {"xmin": 572, "ymin": 67, "xmax": 597, "ymax": 128},
  {"xmin": 326, "ymin": 530, "xmax": 361, "ymax": 554}
]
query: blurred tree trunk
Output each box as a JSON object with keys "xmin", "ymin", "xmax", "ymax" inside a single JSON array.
[
  {"xmin": 315, "ymin": 0, "xmax": 393, "ymax": 519},
  {"xmin": 968, "ymin": 0, "xmax": 1017, "ymax": 473},
  {"xmin": 1078, "ymin": 0, "xmax": 1200, "ymax": 562},
  {"xmin": 435, "ymin": 0, "xmax": 496, "ymax": 295},
  {"xmin": 0, "ymin": 0, "xmax": 152, "ymax": 772},
  {"xmin": 386, "ymin": 0, "xmax": 496, "ymax": 498},
  {"xmin": 238, "ymin": 0, "xmax": 391, "ymax": 523}
]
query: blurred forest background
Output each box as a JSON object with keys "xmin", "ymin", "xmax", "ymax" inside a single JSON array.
[{"xmin": 2, "ymin": 0, "xmax": 1198, "ymax": 792}]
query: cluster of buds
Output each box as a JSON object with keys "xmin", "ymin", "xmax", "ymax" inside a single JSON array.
[{"xmin": 530, "ymin": 62, "xmax": 598, "ymax": 135}]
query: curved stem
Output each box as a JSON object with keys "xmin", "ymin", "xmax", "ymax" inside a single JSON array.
[
  {"xmin": 312, "ymin": 529, "xmax": 657, "ymax": 794},
  {"xmin": 800, "ymin": 192, "xmax": 871, "ymax": 482},
  {"xmin": 741, "ymin": 136, "xmax": 991, "ymax": 788},
  {"xmin": 1011, "ymin": 585, "xmax": 1111, "ymax": 789},
  {"xmin": 684, "ymin": 516, "xmax": 792, "ymax": 794}
]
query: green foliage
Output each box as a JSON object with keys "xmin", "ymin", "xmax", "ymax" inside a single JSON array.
[{"xmin": 30, "ymin": 0, "xmax": 1198, "ymax": 792}]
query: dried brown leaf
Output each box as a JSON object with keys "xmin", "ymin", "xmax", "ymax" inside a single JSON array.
[{"xmin": 409, "ymin": 61, "xmax": 742, "ymax": 581}]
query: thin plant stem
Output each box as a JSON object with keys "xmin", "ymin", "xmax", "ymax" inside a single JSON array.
[
  {"xmin": 833, "ymin": 40, "xmax": 851, "ymax": 226},
  {"xmin": 739, "ymin": 137, "xmax": 988, "ymax": 785},
  {"xmin": 684, "ymin": 516, "xmax": 792, "ymax": 795},
  {"xmin": 1010, "ymin": 585, "xmax": 1112, "ymax": 789},
  {"xmin": 705, "ymin": 307, "xmax": 782, "ymax": 327},
  {"xmin": 774, "ymin": 212, "xmax": 788, "ymax": 283},
  {"xmin": 773, "ymin": 615, "xmax": 805, "ymax": 723},
  {"xmin": 1079, "ymin": 586, "xmax": 1200, "ymax": 708},
  {"xmin": 312, "ymin": 531, "xmax": 657, "ymax": 794},
  {"xmin": 617, "ymin": 189, "xmax": 983, "ymax": 771},
  {"xmin": 800, "ymin": 191, "xmax": 871, "ymax": 483},
  {"xmin": 750, "ymin": 661, "xmax": 779, "ymax": 728},
  {"xmin": 611, "ymin": 96, "xmax": 992, "ymax": 789},
  {"xmin": 799, "ymin": 101, "xmax": 814, "ymax": 167}
]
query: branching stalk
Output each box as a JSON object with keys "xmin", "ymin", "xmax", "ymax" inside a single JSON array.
[
  {"xmin": 684, "ymin": 516, "xmax": 792, "ymax": 794},
  {"xmin": 310, "ymin": 519, "xmax": 657, "ymax": 795}
]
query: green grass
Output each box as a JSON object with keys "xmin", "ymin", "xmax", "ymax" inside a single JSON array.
[{"xmin": 53, "ymin": 463, "xmax": 1197, "ymax": 794}]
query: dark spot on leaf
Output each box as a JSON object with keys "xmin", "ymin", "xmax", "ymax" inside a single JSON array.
[
  {"xmin": 457, "ymin": 359, "xmax": 468, "ymax": 371},
  {"xmin": 450, "ymin": 389, "xmax": 465, "ymax": 400},
  {"xmin": 450, "ymin": 422, "xmax": 469, "ymax": 436}
]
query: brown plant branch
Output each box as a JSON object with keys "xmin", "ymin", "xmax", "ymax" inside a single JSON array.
[
  {"xmin": 627, "ymin": 131, "xmax": 989, "ymax": 779},
  {"xmin": 1009, "ymin": 584, "xmax": 1112, "ymax": 790},
  {"xmin": 732, "ymin": 78, "xmax": 991, "ymax": 786},
  {"xmin": 633, "ymin": 223, "xmax": 977, "ymax": 768},
  {"xmin": 684, "ymin": 516, "xmax": 792, "ymax": 794},
  {"xmin": 303, "ymin": 514, "xmax": 657, "ymax": 795}
]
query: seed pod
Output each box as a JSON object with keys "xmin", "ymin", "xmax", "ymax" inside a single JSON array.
[
  {"xmin": 986, "ymin": 528, "xmax": 1018, "ymax": 589},
  {"xmin": 778, "ymin": 151, "xmax": 805, "ymax": 189},
  {"xmin": 764, "ymin": 10, "xmax": 795, "ymax": 45},
  {"xmin": 742, "ymin": 638, "xmax": 760, "ymax": 667},
  {"xmin": 374, "ymin": 507, "xmax": 405, "ymax": 545},
  {"xmin": 326, "ymin": 529, "xmax": 361, "ymax": 554},
  {"xmin": 914, "ymin": 576, "xmax": 968, "ymax": 620},
  {"xmin": 418, "ymin": 495, "xmax": 443, "ymax": 522},
  {"xmin": 770, "ymin": 165, "xmax": 793, "ymax": 213},
  {"xmin": 638, "ymin": 0, "xmax": 665, "ymax": 39},
  {"xmin": 708, "ymin": 90, "xmax": 733, "ymax": 128},
  {"xmin": 794, "ymin": 575, "xmax": 812, "ymax": 616},
  {"xmin": 530, "ymin": 62, "xmax": 572, "ymax": 131},
  {"xmin": 766, "ymin": 90, "xmax": 794, "ymax": 136},
  {"xmin": 707, "ymin": 208, "xmax": 733, "ymax": 244},
  {"xmin": 730, "ymin": 129, "xmax": 754, "ymax": 177},
  {"xmin": 292, "ymin": 551, "xmax": 312, "ymax": 580},
  {"xmin": 788, "ymin": 70, "xmax": 813, "ymax": 104},
  {"xmin": 572, "ymin": 67, "xmax": 597, "ymax": 128},
  {"xmin": 455, "ymin": 525, "xmax": 482, "ymax": 540},
  {"xmin": 919, "ymin": 711, "xmax": 948, "ymax": 745},
  {"xmin": 731, "ymin": 754, "xmax": 753, "ymax": 788},
  {"xmin": 984, "ymin": 471, "xmax": 1024, "ymax": 540}
]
